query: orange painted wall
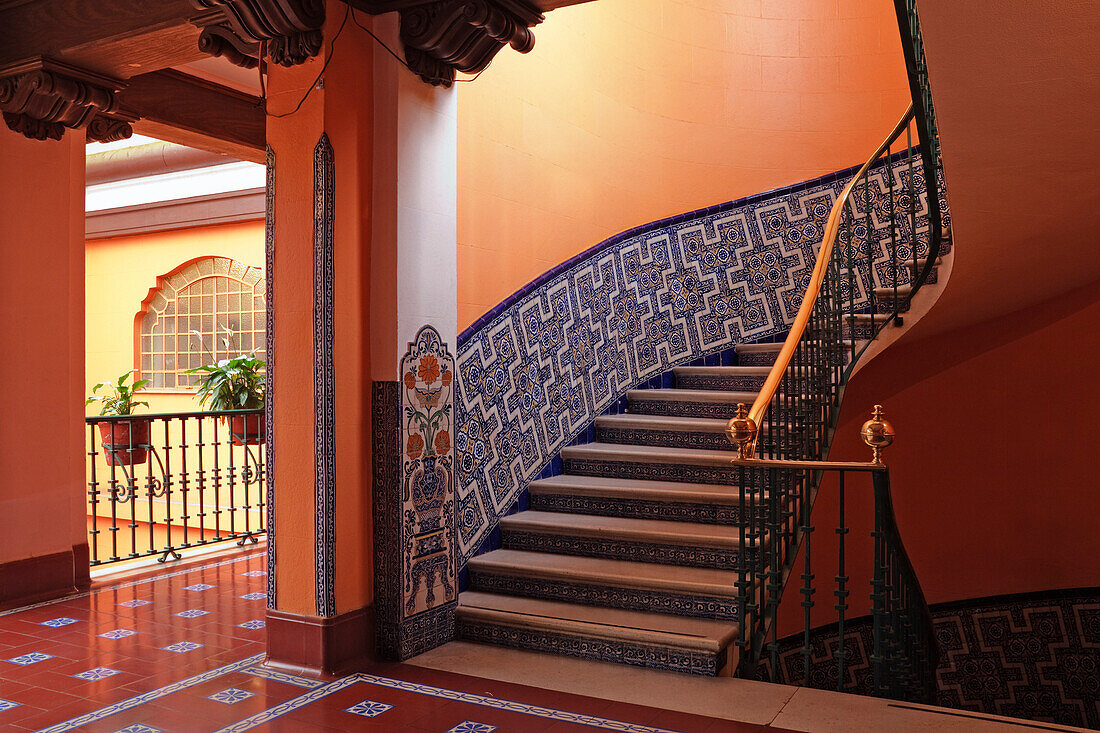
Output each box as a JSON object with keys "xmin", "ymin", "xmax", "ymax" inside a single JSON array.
[
  {"xmin": 85, "ymin": 220, "xmax": 265, "ymax": 415},
  {"xmin": 777, "ymin": 278, "xmax": 1100, "ymax": 634},
  {"xmin": 0, "ymin": 129, "xmax": 86, "ymax": 573},
  {"xmin": 456, "ymin": 0, "xmax": 911, "ymax": 328}
]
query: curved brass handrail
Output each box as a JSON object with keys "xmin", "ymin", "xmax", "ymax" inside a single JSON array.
[{"xmin": 741, "ymin": 103, "xmax": 916, "ymax": 457}]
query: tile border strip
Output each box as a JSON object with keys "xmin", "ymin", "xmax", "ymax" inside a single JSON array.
[{"xmin": 264, "ymin": 144, "xmax": 276, "ymax": 609}]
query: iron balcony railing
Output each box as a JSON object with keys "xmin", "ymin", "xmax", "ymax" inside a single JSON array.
[{"xmin": 85, "ymin": 409, "xmax": 266, "ymax": 566}]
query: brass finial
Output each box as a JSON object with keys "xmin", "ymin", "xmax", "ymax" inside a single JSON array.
[
  {"xmin": 860, "ymin": 404, "xmax": 895, "ymax": 465},
  {"xmin": 727, "ymin": 403, "xmax": 758, "ymax": 460}
]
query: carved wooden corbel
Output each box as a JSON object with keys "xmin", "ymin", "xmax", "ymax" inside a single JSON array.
[
  {"xmin": 191, "ymin": 0, "xmax": 327, "ymax": 68},
  {"xmin": 0, "ymin": 60, "xmax": 131, "ymax": 142},
  {"xmin": 351, "ymin": 0, "xmax": 544, "ymax": 87}
]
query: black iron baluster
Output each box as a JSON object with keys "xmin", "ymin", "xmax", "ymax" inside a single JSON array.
[
  {"xmin": 180, "ymin": 417, "xmax": 190, "ymax": 549},
  {"xmin": 213, "ymin": 416, "xmax": 222, "ymax": 539},
  {"xmin": 800, "ymin": 466, "xmax": 815, "ymax": 686},
  {"xmin": 835, "ymin": 470, "xmax": 849, "ymax": 691},
  {"xmin": 88, "ymin": 421, "xmax": 100, "ymax": 565},
  {"xmin": 887, "ymin": 142, "xmax": 898, "ymax": 325},
  {"xmin": 228, "ymin": 416, "xmax": 237, "ymax": 539},
  {"xmin": 196, "ymin": 417, "xmax": 206, "ymax": 545}
]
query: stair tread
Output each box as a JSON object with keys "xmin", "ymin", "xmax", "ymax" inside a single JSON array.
[
  {"xmin": 469, "ymin": 549, "xmax": 739, "ymax": 596},
  {"xmin": 627, "ymin": 388, "xmax": 758, "ymax": 403},
  {"xmin": 735, "ymin": 342, "xmax": 784, "ymax": 353},
  {"xmin": 458, "ymin": 592, "xmax": 738, "ymax": 651},
  {"xmin": 561, "ymin": 441, "xmax": 746, "ymax": 467},
  {"xmin": 528, "ymin": 474, "xmax": 747, "ymax": 503},
  {"xmin": 672, "ymin": 366, "xmax": 772, "ymax": 376},
  {"xmin": 500, "ymin": 510, "xmax": 744, "ymax": 548},
  {"xmin": 595, "ymin": 413, "xmax": 733, "ymax": 433}
]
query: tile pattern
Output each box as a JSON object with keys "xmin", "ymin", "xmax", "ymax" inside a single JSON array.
[
  {"xmin": 176, "ymin": 609, "xmax": 211, "ymax": 618},
  {"xmin": 763, "ymin": 588, "xmax": 1100, "ymax": 731},
  {"xmin": 501, "ymin": 528, "xmax": 744, "ymax": 569},
  {"xmin": 447, "ymin": 723, "xmax": 497, "ymax": 733},
  {"xmin": 345, "ymin": 699, "xmax": 393, "ymax": 717},
  {"xmin": 39, "ymin": 617, "xmax": 80, "ymax": 627},
  {"xmin": 7, "ymin": 652, "xmax": 53, "ymax": 664},
  {"xmin": 207, "ymin": 688, "xmax": 254, "ymax": 704},
  {"xmin": 100, "ymin": 629, "xmax": 137, "ymax": 639},
  {"xmin": 0, "ymin": 699, "xmax": 19, "ymax": 712},
  {"xmin": 454, "ymin": 156, "xmax": 949, "ymax": 564},
  {"xmin": 313, "ymin": 132, "xmax": 337, "ymax": 618},
  {"xmin": 162, "ymin": 641, "xmax": 204, "ymax": 653},
  {"xmin": 264, "ymin": 143, "xmax": 276, "ymax": 610},
  {"xmin": 74, "ymin": 667, "xmax": 122, "ymax": 681},
  {"xmin": 529, "ymin": 492, "xmax": 743, "ymax": 526}
]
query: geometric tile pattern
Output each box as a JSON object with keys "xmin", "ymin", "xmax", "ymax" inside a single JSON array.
[
  {"xmin": 183, "ymin": 584, "xmax": 215, "ymax": 591},
  {"xmin": 99, "ymin": 629, "xmax": 137, "ymax": 639},
  {"xmin": 454, "ymin": 154, "xmax": 949, "ymax": 563},
  {"xmin": 74, "ymin": 667, "xmax": 123, "ymax": 681},
  {"xmin": 40, "ymin": 617, "xmax": 80, "ymax": 627},
  {"xmin": 162, "ymin": 641, "xmax": 204, "ymax": 653},
  {"xmin": 446, "ymin": 723, "xmax": 497, "ymax": 733},
  {"xmin": 237, "ymin": 620, "xmax": 266, "ymax": 630},
  {"xmin": 764, "ymin": 588, "xmax": 1100, "ymax": 731},
  {"xmin": 345, "ymin": 700, "xmax": 393, "ymax": 718},
  {"xmin": 114, "ymin": 725, "xmax": 162, "ymax": 733},
  {"xmin": 176, "ymin": 610, "xmax": 211, "ymax": 618},
  {"xmin": 0, "ymin": 699, "xmax": 20, "ymax": 711},
  {"xmin": 207, "ymin": 688, "xmax": 255, "ymax": 704},
  {"xmin": 117, "ymin": 599, "xmax": 153, "ymax": 608},
  {"xmin": 238, "ymin": 593, "xmax": 266, "ymax": 601},
  {"xmin": 7, "ymin": 652, "xmax": 53, "ymax": 664},
  {"xmin": 264, "ymin": 143, "xmax": 277, "ymax": 610}
]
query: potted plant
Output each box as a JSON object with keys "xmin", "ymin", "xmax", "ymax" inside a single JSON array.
[
  {"xmin": 186, "ymin": 351, "xmax": 266, "ymax": 445},
  {"xmin": 86, "ymin": 371, "xmax": 151, "ymax": 466}
]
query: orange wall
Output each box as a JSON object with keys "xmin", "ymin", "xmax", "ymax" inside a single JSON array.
[
  {"xmin": 0, "ymin": 129, "xmax": 86, "ymax": 570},
  {"xmin": 85, "ymin": 220, "xmax": 265, "ymax": 415},
  {"xmin": 779, "ymin": 278, "xmax": 1100, "ymax": 633},
  {"xmin": 456, "ymin": 0, "xmax": 910, "ymax": 328}
]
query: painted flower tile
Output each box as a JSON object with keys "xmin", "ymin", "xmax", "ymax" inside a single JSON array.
[
  {"xmin": 0, "ymin": 699, "xmax": 20, "ymax": 712},
  {"xmin": 74, "ymin": 667, "xmax": 122, "ymax": 681},
  {"xmin": 6, "ymin": 652, "xmax": 54, "ymax": 665},
  {"xmin": 238, "ymin": 592, "xmax": 266, "ymax": 600},
  {"xmin": 237, "ymin": 620, "xmax": 265, "ymax": 629},
  {"xmin": 207, "ymin": 687, "xmax": 254, "ymax": 705},
  {"xmin": 118, "ymin": 599, "xmax": 153, "ymax": 608},
  {"xmin": 40, "ymin": 617, "xmax": 80, "ymax": 627},
  {"xmin": 346, "ymin": 700, "xmax": 393, "ymax": 718},
  {"xmin": 182, "ymin": 584, "xmax": 215, "ymax": 591},
  {"xmin": 162, "ymin": 641, "xmax": 204, "ymax": 653},
  {"xmin": 175, "ymin": 609, "xmax": 211, "ymax": 618},
  {"xmin": 99, "ymin": 629, "xmax": 138, "ymax": 639}
]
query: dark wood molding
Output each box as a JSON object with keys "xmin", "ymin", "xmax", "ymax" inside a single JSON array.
[
  {"xmin": 119, "ymin": 70, "xmax": 265, "ymax": 162},
  {"xmin": 190, "ymin": 0, "xmax": 326, "ymax": 68},
  {"xmin": 265, "ymin": 605, "xmax": 376, "ymax": 675},
  {"xmin": 0, "ymin": 58, "xmax": 133, "ymax": 141},
  {"xmin": 0, "ymin": 547, "xmax": 83, "ymax": 609},
  {"xmin": 349, "ymin": 0, "xmax": 543, "ymax": 87},
  {"xmin": 86, "ymin": 187, "xmax": 265, "ymax": 240}
]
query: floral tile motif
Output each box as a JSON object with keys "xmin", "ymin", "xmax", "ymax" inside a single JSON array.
[
  {"xmin": 175, "ymin": 609, "xmax": 211, "ymax": 618},
  {"xmin": 0, "ymin": 699, "xmax": 20, "ymax": 712},
  {"xmin": 207, "ymin": 687, "xmax": 255, "ymax": 705},
  {"xmin": 162, "ymin": 641, "xmax": 204, "ymax": 653},
  {"xmin": 40, "ymin": 617, "xmax": 80, "ymax": 627},
  {"xmin": 183, "ymin": 584, "xmax": 215, "ymax": 591},
  {"xmin": 446, "ymin": 722, "xmax": 497, "ymax": 733},
  {"xmin": 74, "ymin": 667, "xmax": 122, "ymax": 681},
  {"xmin": 241, "ymin": 570, "xmax": 267, "ymax": 577},
  {"xmin": 239, "ymin": 592, "xmax": 266, "ymax": 600},
  {"xmin": 99, "ymin": 629, "xmax": 137, "ymax": 640},
  {"xmin": 117, "ymin": 599, "xmax": 153, "ymax": 608},
  {"xmin": 114, "ymin": 725, "xmax": 162, "ymax": 733},
  {"xmin": 345, "ymin": 700, "xmax": 393, "ymax": 718},
  {"xmin": 6, "ymin": 652, "xmax": 53, "ymax": 665},
  {"xmin": 237, "ymin": 620, "xmax": 265, "ymax": 630}
]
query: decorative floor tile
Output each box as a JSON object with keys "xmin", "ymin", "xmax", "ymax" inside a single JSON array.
[
  {"xmin": 241, "ymin": 570, "xmax": 267, "ymax": 577},
  {"xmin": 6, "ymin": 652, "xmax": 53, "ymax": 665},
  {"xmin": 162, "ymin": 641, "xmax": 204, "ymax": 653},
  {"xmin": 175, "ymin": 609, "xmax": 211, "ymax": 618},
  {"xmin": 99, "ymin": 629, "xmax": 138, "ymax": 639},
  {"xmin": 183, "ymin": 584, "xmax": 215, "ymax": 591},
  {"xmin": 74, "ymin": 667, "xmax": 122, "ymax": 681},
  {"xmin": 238, "ymin": 592, "xmax": 266, "ymax": 600},
  {"xmin": 0, "ymin": 699, "xmax": 20, "ymax": 712},
  {"xmin": 345, "ymin": 700, "xmax": 393, "ymax": 718},
  {"xmin": 446, "ymin": 722, "xmax": 497, "ymax": 733},
  {"xmin": 114, "ymin": 725, "xmax": 162, "ymax": 733},
  {"xmin": 237, "ymin": 620, "xmax": 265, "ymax": 630},
  {"xmin": 118, "ymin": 599, "xmax": 153, "ymax": 608},
  {"xmin": 207, "ymin": 687, "xmax": 255, "ymax": 705},
  {"xmin": 40, "ymin": 617, "xmax": 80, "ymax": 627}
]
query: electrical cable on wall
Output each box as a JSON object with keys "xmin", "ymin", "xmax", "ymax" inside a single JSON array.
[{"xmin": 259, "ymin": 6, "xmax": 488, "ymax": 118}]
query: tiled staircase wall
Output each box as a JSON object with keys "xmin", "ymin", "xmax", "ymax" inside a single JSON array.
[{"xmin": 454, "ymin": 151, "xmax": 949, "ymax": 566}]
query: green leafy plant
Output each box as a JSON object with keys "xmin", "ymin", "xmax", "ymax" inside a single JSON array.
[
  {"xmin": 86, "ymin": 371, "xmax": 150, "ymax": 416},
  {"xmin": 186, "ymin": 352, "xmax": 266, "ymax": 411}
]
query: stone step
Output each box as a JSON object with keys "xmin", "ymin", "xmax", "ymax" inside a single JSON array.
[
  {"xmin": 626, "ymin": 388, "xmax": 759, "ymax": 419},
  {"xmin": 872, "ymin": 286, "xmax": 913, "ymax": 313},
  {"xmin": 466, "ymin": 549, "xmax": 740, "ymax": 620},
  {"xmin": 456, "ymin": 591, "xmax": 739, "ymax": 676},
  {"xmin": 844, "ymin": 311, "xmax": 897, "ymax": 339},
  {"xmin": 527, "ymin": 474, "xmax": 750, "ymax": 525},
  {"xmin": 735, "ymin": 342, "xmax": 784, "ymax": 366},
  {"xmin": 595, "ymin": 413, "xmax": 740, "ymax": 452},
  {"xmin": 499, "ymin": 510, "xmax": 750, "ymax": 569},
  {"xmin": 673, "ymin": 365, "xmax": 772, "ymax": 391},
  {"xmin": 561, "ymin": 441, "xmax": 756, "ymax": 487}
]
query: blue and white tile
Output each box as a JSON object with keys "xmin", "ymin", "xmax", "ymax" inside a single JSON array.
[
  {"xmin": 0, "ymin": 699, "xmax": 20, "ymax": 712},
  {"xmin": 241, "ymin": 570, "xmax": 266, "ymax": 577},
  {"xmin": 183, "ymin": 584, "xmax": 215, "ymax": 591},
  {"xmin": 40, "ymin": 617, "xmax": 80, "ymax": 627},
  {"xmin": 6, "ymin": 652, "xmax": 53, "ymax": 665},
  {"xmin": 99, "ymin": 629, "xmax": 137, "ymax": 640},
  {"xmin": 162, "ymin": 641, "xmax": 204, "ymax": 653},
  {"xmin": 175, "ymin": 609, "xmax": 211, "ymax": 618},
  {"xmin": 238, "ymin": 593, "xmax": 266, "ymax": 601},
  {"xmin": 446, "ymin": 723, "xmax": 497, "ymax": 733},
  {"xmin": 208, "ymin": 688, "xmax": 255, "ymax": 705},
  {"xmin": 345, "ymin": 700, "xmax": 392, "ymax": 718},
  {"xmin": 237, "ymin": 620, "xmax": 265, "ymax": 630},
  {"xmin": 117, "ymin": 599, "xmax": 153, "ymax": 608},
  {"xmin": 113, "ymin": 724, "xmax": 162, "ymax": 733},
  {"xmin": 74, "ymin": 667, "xmax": 122, "ymax": 681}
]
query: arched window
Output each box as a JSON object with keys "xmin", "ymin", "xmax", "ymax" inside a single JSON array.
[{"xmin": 137, "ymin": 257, "xmax": 266, "ymax": 389}]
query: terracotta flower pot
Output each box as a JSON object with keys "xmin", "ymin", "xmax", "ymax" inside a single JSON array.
[
  {"xmin": 99, "ymin": 419, "xmax": 151, "ymax": 466},
  {"xmin": 228, "ymin": 413, "xmax": 266, "ymax": 446}
]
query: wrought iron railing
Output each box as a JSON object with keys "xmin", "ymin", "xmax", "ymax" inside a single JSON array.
[{"xmin": 85, "ymin": 410, "xmax": 266, "ymax": 566}]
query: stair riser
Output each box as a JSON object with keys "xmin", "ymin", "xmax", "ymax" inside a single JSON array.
[
  {"xmin": 597, "ymin": 425, "xmax": 738, "ymax": 452},
  {"xmin": 501, "ymin": 529, "xmax": 748, "ymax": 570},
  {"xmin": 563, "ymin": 456, "xmax": 769, "ymax": 488},
  {"xmin": 457, "ymin": 619, "xmax": 724, "ymax": 676},
  {"xmin": 468, "ymin": 570, "xmax": 739, "ymax": 621},
  {"xmin": 627, "ymin": 398, "xmax": 747, "ymax": 419},
  {"xmin": 675, "ymin": 374, "xmax": 767, "ymax": 391},
  {"xmin": 737, "ymin": 350, "xmax": 780, "ymax": 367},
  {"xmin": 529, "ymin": 492, "xmax": 745, "ymax": 526}
]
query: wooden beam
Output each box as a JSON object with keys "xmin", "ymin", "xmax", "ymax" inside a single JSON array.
[{"xmin": 119, "ymin": 70, "xmax": 265, "ymax": 164}]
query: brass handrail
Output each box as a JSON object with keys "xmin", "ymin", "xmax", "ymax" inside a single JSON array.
[{"xmin": 740, "ymin": 103, "xmax": 916, "ymax": 457}]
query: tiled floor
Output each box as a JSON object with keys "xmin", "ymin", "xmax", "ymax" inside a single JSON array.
[{"xmin": 0, "ymin": 546, "xmax": 783, "ymax": 733}]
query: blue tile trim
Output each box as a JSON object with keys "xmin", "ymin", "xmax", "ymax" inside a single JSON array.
[
  {"xmin": 33, "ymin": 654, "xmax": 264, "ymax": 733},
  {"xmin": 313, "ymin": 133, "xmax": 337, "ymax": 618},
  {"xmin": 264, "ymin": 144, "xmax": 276, "ymax": 609}
]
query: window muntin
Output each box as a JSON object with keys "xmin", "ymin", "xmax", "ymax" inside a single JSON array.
[{"xmin": 138, "ymin": 257, "xmax": 266, "ymax": 389}]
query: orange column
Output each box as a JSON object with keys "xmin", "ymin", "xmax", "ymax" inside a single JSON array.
[
  {"xmin": 263, "ymin": 2, "xmax": 375, "ymax": 673},
  {"xmin": 0, "ymin": 127, "xmax": 88, "ymax": 605}
]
